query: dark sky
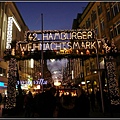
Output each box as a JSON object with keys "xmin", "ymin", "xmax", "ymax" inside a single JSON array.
[{"xmin": 15, "ymin": 2, "xmax": 88, "ymax": 31}]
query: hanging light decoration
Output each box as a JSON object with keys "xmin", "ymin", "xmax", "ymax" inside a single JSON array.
[
  {"xmin": 81, "ymin": 52, "xmax": 84, "ymax": 55},
  {"xmin": 86, "ymin": 49, "xmax": 90, "ymax": 55},
  {"xmin": 102, "ymin": 38, "xmax": 120, "ymax": 105}
]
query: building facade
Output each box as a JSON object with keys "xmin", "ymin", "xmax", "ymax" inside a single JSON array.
[
  {"xmin": 0, "ymin": 2, "xmax": 52, "ymax": 96},
  {"xmin": 72, "ymin": 2, "xmax": 120, "ymax": 93},
  {"xmin": 0, "ymin": 2, "xmax": 29, "ymax": 96}
]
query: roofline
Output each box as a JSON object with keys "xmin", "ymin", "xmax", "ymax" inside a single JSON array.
[{"xmin": 13, "ymin": 2, "xmax": 28, "ymax": 27}]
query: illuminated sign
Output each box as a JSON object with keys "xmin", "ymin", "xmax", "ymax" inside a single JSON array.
[
  {"xmin": 27, "ymin": 30, "xmax": 94, "ymax": 41},
  {"xmin": 16, "ymin": 30, "xmax": 102, "ymax": 52},
  {"xmin": 18, "ymin": 41, "xmax": 101, "ymax": 51},
  {"xmin": 6, "ymin": 17, "xmax": 13, "ymax": 49},
  {"xmin": 17, "ymin": 79, "xmax": 47, "ymax": 85},
  {"xmin": 6, "ymin": 17, "xmax": 21, "ymax": 49},
  {"xmin": 0, "ymin": 82, "xmax": 4, "ymax": 87}
]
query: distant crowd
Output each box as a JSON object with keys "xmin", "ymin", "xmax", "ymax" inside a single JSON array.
[{"xmin": 0, "ymin": 86, "xmax": 110, "ymax": 118}]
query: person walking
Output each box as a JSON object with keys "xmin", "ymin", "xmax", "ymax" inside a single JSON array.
[
  {"xmin": 3, "ymin": 95, "xmax": 6, "ymax": 109},
  {"xmin": 0, "ymin": 93, "xmax": 2, "ymax": 110},
  {"xmin": 74, "ymin": 87, "xmax": 90, "ymax": 118},
  {"xmin": 90, "ymin": 91, "xmax": 95, "ymax": 112},
  {"xmin": 56, "ymin": 94, "xmax": 76, "ymax": 118}
]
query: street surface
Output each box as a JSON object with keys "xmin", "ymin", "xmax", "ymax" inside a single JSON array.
[{"xmin": 1, "ymin": 105, "xmax": 120, "ymax": 118}]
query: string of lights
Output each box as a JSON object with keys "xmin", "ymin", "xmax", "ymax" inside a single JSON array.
[
  {"xmin": 103, "ymin": 39, "xmax": 120, "ymax": 105},
  {"xmin": 6, "ymin": 58, "xmax": 17, "ymax": 109}
]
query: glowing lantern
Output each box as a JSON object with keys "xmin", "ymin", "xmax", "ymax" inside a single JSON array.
[
  {"xmin": 81, "ymin": 52, "xmax": 84, "ymax": 55},
  {"xmin": 86, "ymin": 49, "xmax": 90, "ymax": 55}
]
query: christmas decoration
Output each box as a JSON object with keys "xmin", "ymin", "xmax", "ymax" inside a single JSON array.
[
  {"xmin": 6, "ymin": 58, "xmax": 17, "ymax": 109},
  {"xmin": 3, "ymin": 49, "xmax": 100, "ymax": 61},
  {"xmin": 102, "ymin": 39, "xmax": 120, "ymax": 105}
]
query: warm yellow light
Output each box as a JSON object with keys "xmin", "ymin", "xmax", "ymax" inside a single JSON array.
[
  {"xmin": 54, "ymin": 81, "xmax": 61, "ymax": 86},
  {"xmin": 94, "ymin": 81, "xmax": 97, "ymax": 85},
  {"xmin": 81, "ymin": 81, "xmax": 85, "ymax": 85},
  {"xmin": 31, "ymin": 59, "xmax": 34, "ymax": 68},
  {"xmin": 34, "ymin": 85, "xmax": 40, "ymax": 89}
]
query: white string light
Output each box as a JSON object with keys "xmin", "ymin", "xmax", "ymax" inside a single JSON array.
[
  {"xmin": 103, "ymin": 38, "xmax": 120, "ymax": 105},
  {"xmin": 6, "ymin": 58, "xmax": 17, "ymax": 109}
]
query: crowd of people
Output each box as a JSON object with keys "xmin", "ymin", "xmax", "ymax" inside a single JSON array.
[{"xmin": 1, "ymin": 86, "xmax": 110, "ymax": 118}]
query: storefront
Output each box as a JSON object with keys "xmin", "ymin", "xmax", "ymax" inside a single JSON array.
[{"xmin": 0, "ymin": 81, "xmax": 7, "ymax": 97}]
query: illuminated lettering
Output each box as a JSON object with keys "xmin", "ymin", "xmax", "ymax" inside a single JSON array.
[
  {"xmin": 86, "ymin": 42, "xmax": 91, "ymax": 49},
  {"xmin": 18, "ymin": 40, "xmax": 102, "ymax": 52},
  {"xmin": 81, "ymin": 42, "xmax": 85, "ymax": 48},
  {"xmin": 72, "ymin": 32, "xmax": 77, "ymax": 39},
  {"xmin": 28, "ymin": 43, "xmax": 33, "ymax": 51},
  {"xmin": 20, "ymin": 44, "xmax": 28, "ymax": 51},
  {"xmin": 77, "ymin": 32, "xmax": 82, "ymax": 39},
  {"xmin": 54, "ymin": 33, "xmax": 60, "ymax": 40},
  {"xmin": 50, "ymin": 42, "xmax": 54, "ymax": 50},
  {"xmin": 6, "ymin": 17, "xmax": 21, "ymax": 49},
  {"xmin": 88, "ymin": 31, "xmax": 93, "ymax": 39},
  {"xmin": 91, "ymin": 42, "xmax": 96, "ymax": 49},
  {"xmin": 73, "ymin": 42, "xmax": 80, "ymax": 49},
  {"xmin": 49, "ymin": 33, "xmax": 53, "ymax": 40},
  {"xmin": 6, "ymin": 17, "xmax": 13, "ymax": 49},
  {"xmin": 61, "ymin": 32, "xmax": 67, "ymax": 40},
  {"xmin": 82, "ymin": 31, "xmax": 87, "ymax": 39},
  {"xmin": 44, "ymin": 43, "xmax": 50, "ymax": 50},
  {"xmin": 67, "ymin": 42, "xmax": 72, "ymax": 49},
  {"xmin": 43, "ymin": 33, "xmax": 48, "ymax": 40},
  {"xmin": 33, "ymin": 43, "xmax": 41, "ymax": 50},
  {"xmin": 55, "ymin": 43, "xmax": 61, "ymax": 50}
]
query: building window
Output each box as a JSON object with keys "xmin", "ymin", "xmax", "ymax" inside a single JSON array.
[
  {"xmin": 91, "ymin": 10, "xmax": 97, "ymax": 23},
  {"xmin": 95, "ymin": 25, "xmax": 99, "ymax": 36},
  {"xmin": 111, "ymin": 2, "xmax": 120, "ymax": 17},
  {"xmin": 0, "ymin": 67, "xmax": 6, "ymax": 77},
  {"xmin": 107, "ymin": 9, "xmax": 111, "ymax": 21},
  {"xmin": 86, "ymin": 63, "xmax": 90, "ymax": 76},
  {"xmin": 100, "ymin": 19, "xmax": 105, "ymax": 31},
  {"xmin": 109, "ymin": 26, "xmax": 114, "ymax": 39},
  {"xmin": 114, "ymin": 20, "xmax": 120, "ymax": 37},
  {"xmin": 90, "ymin": 61, "xmax": 96, "ymax": 74},
  {"xmin": 98, "ymin": 5, "xmax": 102, "ymax": 15},
  {"xmin": 86, "ymin": 18, "xmax": 91, "ymax": 28},
  {"xmin": 90, "ymin": 62, "xmax": 95, "ymax": 70}
]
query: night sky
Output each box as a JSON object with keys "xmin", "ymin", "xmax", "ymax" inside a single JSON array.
[
  {"xmin": 15, "ymin": 2, "xmax": 88, "ymax": 79},
  {"xmin": 15, "ymin": 2, "xmax": 88, "ymax": 31}
]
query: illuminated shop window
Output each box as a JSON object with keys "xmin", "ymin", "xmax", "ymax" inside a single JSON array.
[{"xmin": 0, "ymin": 67, "xmax": 6, "ymax": 77}]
